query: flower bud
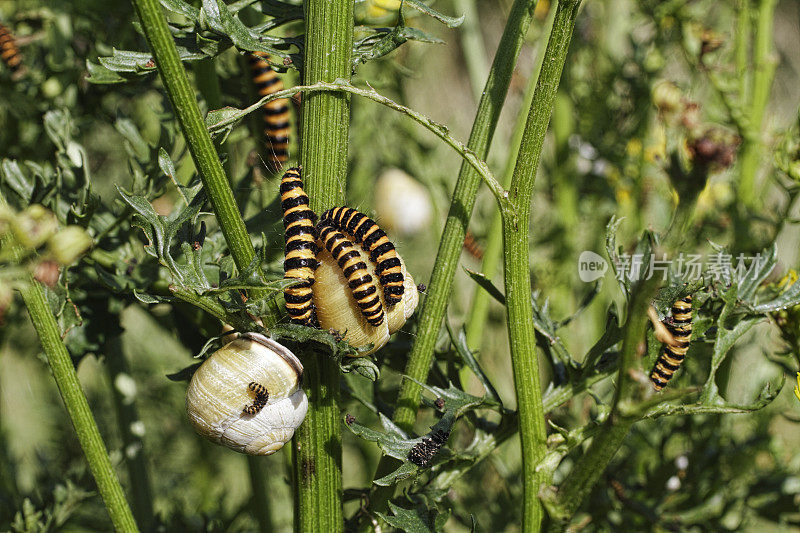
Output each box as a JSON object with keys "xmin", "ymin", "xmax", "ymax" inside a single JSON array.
[
  {"xmin": 47, "ymin": 226, "xmax": 92, "ymax": 265},
  {"xmin": 12, "ymin": 205, "xmax": 59, "ymax": 249}
]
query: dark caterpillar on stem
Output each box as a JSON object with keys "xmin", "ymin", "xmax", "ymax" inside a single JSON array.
[
  {"xmin": 249, "ymin": 52, "xmax": 290, "ymax": 173},
  {"xmin": 650, "ymin": 295, "xmax": 693, "ymax": 391},
  {"xmin": 319, "ymin": 207, "xmax": 404, "ymax": 306},
  {"xmin": 317, "ymin": 222, "xmax": 385, "ymax": 327},
  {"xmin": 280, "ymin": 167, "xmax": 319, "ymax": 326},
  {"xmin": 407, "ymin": 428, "xmax": 449, "ymax": 467},
  {"xmin": 0, "ymin": 23, "xmax": 21, "ymax": 72}
]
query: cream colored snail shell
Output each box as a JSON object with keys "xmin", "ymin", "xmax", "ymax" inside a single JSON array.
[
  {"xmin": 185, "ymin": 333, "xmax": 308, "ymax": 455},
  {"xmin": 312, "ymin": 245, "xmax": 418, "ymax": 356}
]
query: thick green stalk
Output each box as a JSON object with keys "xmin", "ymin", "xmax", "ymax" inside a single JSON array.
[
  {"xmin": 501, "ymin": 1, "xmax": 581, "ymax": 529},
  {"xmin": 465, "ymin": 5, "xmax": 557, "ymax": 351},
  {"xmin": 292, "ymin": 1, "xmax": 353, "ymax": 531},
  {"xmin": 391, "ymin": 0, "xmax": 539, "ymax": 434},
  {"xmin": 454, "ymin": 0, "xmax": 490, "ymax": 101},
  {"xmin": 105, "ymin": 336, "xmax": 155, "ymax": 530},
  {"xmin": 734, "ymin": 0, "xmax": 751, "ymax": 101},
  {"xmin": 737, "ymin": 0, "xmax": 777, "ymax": 206},
  {"xmin": 545, "ymin": 279, "xmax": 656, "ymax": 529},
  {"xmin": 20, "ymin": 280, "xmax": 138, "ymax": 532},
  {"xmin": 130, "ymin": 0, "xmax": 278, "ymax": 325},
  {"xmin": 367, "ymin": 0, "xmax": 540, "ymax": 517},
  {"xmin": 247, "ymin": 456, "xmax": 276, "ymax": 531}
]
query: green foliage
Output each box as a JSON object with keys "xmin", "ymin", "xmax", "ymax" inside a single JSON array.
[{"xmin": 2, "ymin": 0, "xmax": 800, "ymax": 531}]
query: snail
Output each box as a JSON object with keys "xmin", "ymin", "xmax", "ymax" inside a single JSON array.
[
  {"xmin": 280, "ymin": 167, "xmax": 419, "ymax": 355},
  {"xmin": 185, "ymin": 333, "xmax": 308, "ymax": 455},
  {"xmin": 312, "ymin": 238, "xmax": 417, "ymax": 355}
]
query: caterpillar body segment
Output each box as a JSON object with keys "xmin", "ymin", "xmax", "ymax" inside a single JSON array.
[
  {"xmin": 280, "ymin": 168, "xmax": 319, "ymax": 326},
  {"xmin": 320, "ymin": 207, "xmax": 404, "ymax": 306},
  {"xmin": 248, "ymin": 381, "xmax": 269, "ymax": 399},
  {"xmin": 317, "ymin": 223, "xmax": 385, "ymax": 327},
  {"xmin": 249, "ymin": 52, "xmax": 290, "ymax": 172},
  {"xmin": 408, "ymin": 428, "xmax": 449, "ymax": 467},
  {"xmin": 650, "ymin": 295, "xmax": 693, "ymax": 391},
  {"xmin": 243, "ymin": 381, "xmax": 269, "ymax": 415},
  {"xmin": 0, "ymin": 24, "xmax": 21, "ymax": 72}
]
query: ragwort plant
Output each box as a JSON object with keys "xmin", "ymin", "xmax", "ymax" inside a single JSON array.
[{"xmin": 2, "ymin": 0, "xmax": 800, "ymax": 531}]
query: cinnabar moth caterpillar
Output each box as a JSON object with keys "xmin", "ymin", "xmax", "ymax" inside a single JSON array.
[
  {"xmin": 243, "ymin": 381, "xmax": 269, "ymax": 415},
  {"xmin": 249, "ymin": 52, "xmax": 290, "ymax": 172},
  {"xmin": 248, "ymin": 381, "xmax": 269, "ymax": 399},
  {"xmin": 0, "ymin": 24, "xmax": 21, "ymax": 72},
  {"xmin": 317, "ymin": 222, "xmax": 385, "ymax": 327},
  {"xmin": 407, "ymin": 428, "xmax": 449, "ymax": 467},
  {"xmin": 320, "ymin": 207, "xmax": 404, "ymax": 306},
  {"xmin": 281, "ymin": 167, "xmax": 319, "ymax": 326},
  {"xmin": 463, "ymin": 231, "xmax": 484, "ymax": 260},
  {"xmin": 650, "ymin": 295, "xmax": 693, "ymax": 391}
]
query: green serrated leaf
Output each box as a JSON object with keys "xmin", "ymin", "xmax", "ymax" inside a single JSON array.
[
  {"xmin": 463, "ymin": 267, "xmax": 505, "ymax": 305},
  {"xmin": 400, "ymin": 0, "xmax": 463, "ymax": 28},
  {"xmin": 160, "ymin": 0, "xmax": 200, "ymax": 19},
  {"xmin": 1, "ymin": 159, "xmax": 35, "ymax": 201},
  {"xmin": 402, "ymin": 376, "xmax": 488, "ymax": 415},
  {"xmin": 85, "ymin": 60, "xmax": 127, "ymax": 84},
  {"xmin": 445, "ymin": 322, "xmax": 502, "ymax": 405},
  {"xmin": 376, "ymin": 501, "xmax": 451, "ymax": 533}
]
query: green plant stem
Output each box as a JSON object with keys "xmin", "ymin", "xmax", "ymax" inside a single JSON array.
[
  {"xmin": 247, "ymin": 456, "xmax": 276, "ymax": 532},
  {"xmin": 393, "ymin": 0, "xmax": 539, "ymax": 434},
  {"xmin": 734, "ymin": 0, "xmax": 751, "ymax": 100},
  {"xmin": 454, "ymin": 0, "xmax": 489, "ymax": 101},
  {"xmin": 105, "ymin": 335, "xmax": 155, "ymax": 530},
  {"xmin": 366, "ymin": 0, "xmax": 540, "ymax": 518},
  {"xmin": 19, "ymin": 280, "xmax": 138, "ymax": 532},
  {"xmin": 465, "ymin": 5, "xmax": 557, "ymax": 352},
  {"xmin": 737, "ymin": 0, "xmax": 777, "ymax": 207},
  {"xmin": 209, "ymin": 81, "xmax": 512, "ymax": 212},
  {"xmin": 291, "ymin": 1, "xmax": 353, "ymax": 532},
  {"xmin": 130, "ymin": 0, "xmax": 279, "ymax": 326},
  {"xmin": 544, "ymin": 279, "xmax": 657, "ymax": 529},
  {"xmin": 500, "ymin": 1, "xmax": 581, "ymax": 529}
]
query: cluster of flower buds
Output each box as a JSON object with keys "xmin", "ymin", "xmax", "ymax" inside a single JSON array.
[
  {"xmin": 0, "ymin": 203, "xmax": 92, "ymax": 284},
  {"xmin": 652, "ymin": 81, "xmax": 740, "ymax": 171}
]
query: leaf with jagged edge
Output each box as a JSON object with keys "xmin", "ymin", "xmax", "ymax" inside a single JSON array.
[
  {"xmin": 268, "ymin": 323, "xmax": 362, "ymax": 360},
  {"xmin": 399, "ymin": 0, "xmax": 464, "ymax": 27},
  {"xmin": 117, "ymin": 182, "xmax": 208, "ymax": 289},
  {"xmin": 402, "ymin": 376, "xmax": 492, "ymax": 415},
  {"xmin": 353, "ymin": 23, "xmax": 443, "ymax": 65},
  {"xmin": 375, "ymin": 501, "xmax": 450, "ymax": 533},
  {"xmin": 445, "ymin": 322, "xmax": 502, "ymax": 406},
  {"xmin": 463, "ymin": 267, "xmax": 505, "ymax": 305}
]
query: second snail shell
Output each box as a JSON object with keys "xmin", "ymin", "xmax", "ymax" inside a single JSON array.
[
  {"xmin": 185, "ymin": 333, "xmax": 308, "ymax": 455},
  {"xmin": 312, "ymin": 244, "xmax": 418, "ymax": 356}
]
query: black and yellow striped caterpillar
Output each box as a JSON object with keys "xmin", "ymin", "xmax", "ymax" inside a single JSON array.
[
  {"xmin": 317, "ymin": 223, "xmax": 385, "ymax": 327},
  {"xmin": 319, "ymin": 207, "xmax": 405, "ymax": 306},
  {"xmin": 243, "ymin": 381, "xmax": 269, "ymax": 415},
  {"xmin": 408, "ymin": 428, "xmax": 449, "ymax": 467},
  {"xmin": 281, "ymin": 167, "xmax": 319, "ymax": 327},
  {"xmin": 279, "ymin": 168, "xmax": 419, "ymax": 355},
  {"xmin": 650, "ymin": 295, "xmax": 693, "ymax": 391},
  {"xmin": 0, "ymin": 23, "xmax": 21, "ymax": 73},
  {"xmin": 249, "ymin": 52, "xmax": 290, "ymax": 173}
]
